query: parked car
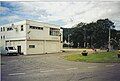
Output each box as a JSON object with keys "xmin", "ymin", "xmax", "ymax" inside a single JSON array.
[{"xmin": 5, "ymin": 46, "xmax": 18, "ymax": 55}]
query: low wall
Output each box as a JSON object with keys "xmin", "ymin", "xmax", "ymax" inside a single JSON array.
[{"xmin": 61, "ymin": 48, "xmax": 102, "ymax": 54}]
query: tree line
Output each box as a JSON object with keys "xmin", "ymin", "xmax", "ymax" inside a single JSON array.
[{"xmin": 63, "ymin": 18, "xmax": 120, "ymax": 49}]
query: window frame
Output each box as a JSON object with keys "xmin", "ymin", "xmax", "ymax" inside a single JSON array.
[
  {"xmin": 1, "ymin": 36, "xmax": 2, "ymax": 39},
  {"xmin": 5, "ymin": 47, "xmax": 8, "ymax": 51},
  {"xmin": 50, "ymin": 28, "xmax": 60, "ymax": 36},
  {"xmin": 1, "ymin": 27, "xmax": 2, "ymax": 32},
  {"xmin": 21, "ymin": 25, "xmax": 24, "ymax": 31},
  {"xmin": 29, "ymin": 26, "xmax": 43, "ymax": 30},
  {"xmin": 3, "ymin": 27, "xmax": 5, "ymax": 31},
  {"xmin": 7, "ymin": 27, "xmax": 13, "ymax": 31},
  {"xmin": 29, "ymin": 45, "xmax": 35, "ymax": 48}
]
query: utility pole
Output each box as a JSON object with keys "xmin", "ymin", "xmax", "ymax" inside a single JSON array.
[
  {"xmin": 83, "ymin": 27, "xmax": 86, "ymax": 48},
  {"xmin": 108, "ymin": 27, "xmax": 111, "ymax": 51},
  {"xmin": 68, "ymin": 34, "xmax": 71, "ymax": 48},
  {"xmin": 118, "ymin": 39, "xmax": 120, "ymax": 49},
  {"xmin": 68, "ymin": 34, "xmax": 69, "ymax": 48}
]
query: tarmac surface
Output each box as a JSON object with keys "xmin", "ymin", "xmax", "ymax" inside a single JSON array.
[{"xmin": 1, "ymin": 51, "xmax": 120, "ymax": 81}]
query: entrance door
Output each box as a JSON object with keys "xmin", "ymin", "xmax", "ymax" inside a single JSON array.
[{"xmin": 17, "ymin": 46, "xmax": 21, "ymax": 54}]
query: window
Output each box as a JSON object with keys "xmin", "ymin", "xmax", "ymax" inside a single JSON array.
[
  {"xmin": 1, "ymin": 36, "xmax": 2, "ymax": 39},
  {"xmin": 29, "ymin": 26, "xmax": 43, "ymax": 30},
  {"xmin": 50, "ymin": 28, "xmax": 60, "ymax": 36},
  {"xmin": 21, "ymin": 25, "xmax": 24, "ymax": 31},
  {"xmin": 5, "ymin": 47, "xmax": 8, "ymax": 51},
  {"xmin": 3, "ymin": 36, "xmax": 5, "ymax": 39},
  {"xmin": 8, "ymin": 47, "xmax": 16, "ymax": 50},
  {"xmin": 29, "ymin": 45, "xmax": 35, "ymax": 48},
  {"xmin": 1, "ymin": 27, "xmax": 2, "ymax": 32},
  {"xmin": 7, "ymin": 27, "xmax": 13, "ymax": 31},
  {"xmin": 3, "ymin": 27, "xmax": 5, "ymax": 31}
]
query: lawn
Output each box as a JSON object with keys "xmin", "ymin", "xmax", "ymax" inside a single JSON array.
[{"xmin": 64, "ymin": 51, "xmax": 120, "ymax": 63}]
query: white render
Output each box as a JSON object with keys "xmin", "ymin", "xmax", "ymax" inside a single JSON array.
[{"xmin": 0, "ymin": 20, "xmax": 63, "ymax": 55}]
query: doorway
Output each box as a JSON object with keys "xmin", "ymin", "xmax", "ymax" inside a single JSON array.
[{"xmin": 17, "ymin": 46, "xmax": 21, "ymax": 54}]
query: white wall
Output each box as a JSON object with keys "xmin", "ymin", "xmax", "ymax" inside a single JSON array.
[
  {"xmin": 5, "ymin": 25, "xmax": 26, "ymax": 40},
  {"xmin": 45, "ymin": 40, "xmax": 60, "ymax": 53},
  {"xmin": 26, "ymin": 40, "xmax": 61, "ymax": 54},
  {"xmin": 0, "ymin": 39, "xmax": 5, "ymax": 54},
  {"xmin": 0, "ymin": 21, "xmax": 27, "ymax": 54},
  {"xmin": 26, "ymin": 40, "xmax": 44, "ymax": 54},
  {"xmin": 0, "ymin": 20, "xmax": 27, "ymax": 40},
  {"xmin": 6, "ymin": 40, "xmax": 27, "ymax": 55},
  {"xmin": 26, "ymin": 20, "xmax": 61, "ymax": 41}
]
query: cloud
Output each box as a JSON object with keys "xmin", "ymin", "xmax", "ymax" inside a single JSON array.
[
  {"xmin": 0, "ymin": 6, "xmax": 9, "ymax": 12},
  {"xmin": 0, "ymin": 1, "xmax": 120, "ymax": 30},
  {"xmin": 62, "ymin": 1, "xmax": 120, "ymax": 29},
  {"xmin": 0, "ymin": 15, "xmax": 22, "ymax": 25}
]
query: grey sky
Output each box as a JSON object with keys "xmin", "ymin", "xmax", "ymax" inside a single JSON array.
[{"xmin": 0, "ymin": 1, "xmax": 120, "ymax": 30}]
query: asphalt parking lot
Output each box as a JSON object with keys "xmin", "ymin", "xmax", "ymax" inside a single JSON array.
[{"xmin": 1, "ymin": 52, "xmax": 120, "ymax": 81}]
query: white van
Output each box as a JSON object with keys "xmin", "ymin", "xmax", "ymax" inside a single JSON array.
[{"xmin": 5, "ymin": 46, "xmax": 18, "ymax": 55}]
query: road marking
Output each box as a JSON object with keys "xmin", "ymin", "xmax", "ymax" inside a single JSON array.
[
  {"xmin": 66, "ymin": 68, "xmax": 77, "ymax": 70},
  {"xmin": 43, "ymin": 61, "xmax": 47, "ymax": 63},
  {"xmin": 55, "ymin": 65, "xmax": 67, "ymax": 68},
  {"xmin": 40, "ymin": 70, "xmax": 54, "ymax": 73},
  {"xmin": 88, "ymin": 66, "xmax": 97, "ymax": 68},
  {"xmin": 105, "ymin": 64, "xmax": 115, "ymax": 67},
  {"xmin": 8, "ymin": 73, "xmax": 25, "ymax": 76},
  {"xmin": 28, "ymin": 68, "xmax": 45, "ymax": 72}
]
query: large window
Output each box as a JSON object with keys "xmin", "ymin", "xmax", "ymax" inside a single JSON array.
[
  {"xmin": 50, "ymin": 28, "xmax": 60, "ymax": 36},
  {"xmin": 29, "ymin": 45, "xmax": 35, "ymax": 48},
  {"xmin": 29, "ymin": 26, "xmax": 43, "ymax": 30}
]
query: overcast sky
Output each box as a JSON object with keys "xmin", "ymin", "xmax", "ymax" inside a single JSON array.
[{"xmin": 0, "ymin": 1, "xmax": 120, "ymax": 30}]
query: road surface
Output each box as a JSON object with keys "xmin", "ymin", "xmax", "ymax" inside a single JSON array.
[{"xmin": 1, "ymin": 52, "xmax": 120, "ymax": 81}]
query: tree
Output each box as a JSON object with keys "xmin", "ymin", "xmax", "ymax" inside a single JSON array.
[{"xmin": 63, "ymin": 18, "xmax": 118, "ymax": 48}]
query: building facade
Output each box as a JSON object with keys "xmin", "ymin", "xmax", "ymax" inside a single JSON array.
[{"xmin": 0, "ymin": 20, "xmax": 63, "ymax": 55}]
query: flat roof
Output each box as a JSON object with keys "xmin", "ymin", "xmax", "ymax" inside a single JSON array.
[{"xmin": 0, "ymin": 19, "xmax": 60, "ymax": 28}]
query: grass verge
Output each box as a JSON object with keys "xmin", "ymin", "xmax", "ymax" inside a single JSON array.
[{"xmin": 64, "ymin": 51, "xmax": 120, "ymax": 63}]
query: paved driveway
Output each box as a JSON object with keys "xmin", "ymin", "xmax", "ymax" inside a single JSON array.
[{"xmin": 1, "ymin": 52, "xmax": 120, "ymax": 81}]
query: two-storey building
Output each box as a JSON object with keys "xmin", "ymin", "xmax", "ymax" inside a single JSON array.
[{"xmin": 0, "ymin": 20, "xmax": 63, "ymax": 55}]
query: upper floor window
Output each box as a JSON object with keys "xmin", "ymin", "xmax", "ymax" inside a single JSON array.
[
  {"xmin": 50, "ymin": 28, "xmax": 60, "ymax": 36},
  {"xmin": 7, "ymin": 27, "xmax": 13, "ymax": 31},
  {"xmin": 1, "ymin": 27, "xmax": 2, "ymax": 32},
  {"xmin": 3, "ymin": 27, "xmax": 5, "ymax": 31},
  {"xmin": 21, "ymin": 25, "xmax": 24, "ymax": 31},
  {"xmin": 29, "ymin": 26, "xmax": 43, "ymax": 30},
  {"xmin": 1, "ymin": 36, "xmax": 2, "ymax": 39}
]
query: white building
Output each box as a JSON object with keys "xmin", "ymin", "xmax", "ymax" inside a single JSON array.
[{"xmin": 0, "ymin": 20, "xmax": 63, "ymax": 55}]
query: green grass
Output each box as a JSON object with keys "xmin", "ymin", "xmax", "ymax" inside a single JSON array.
[{"xmin": 64, "ymin": 51, "xmax": 120, "ymax": 63}]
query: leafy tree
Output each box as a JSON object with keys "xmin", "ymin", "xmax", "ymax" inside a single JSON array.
[{"xmin": 63, "ymin": 18, "xmax": 119, "ymax": 49}]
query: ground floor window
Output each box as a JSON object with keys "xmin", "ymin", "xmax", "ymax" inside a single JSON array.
[{"xmin": 29, "ymin": 45, "xmax": 35, "ymax": 48}]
